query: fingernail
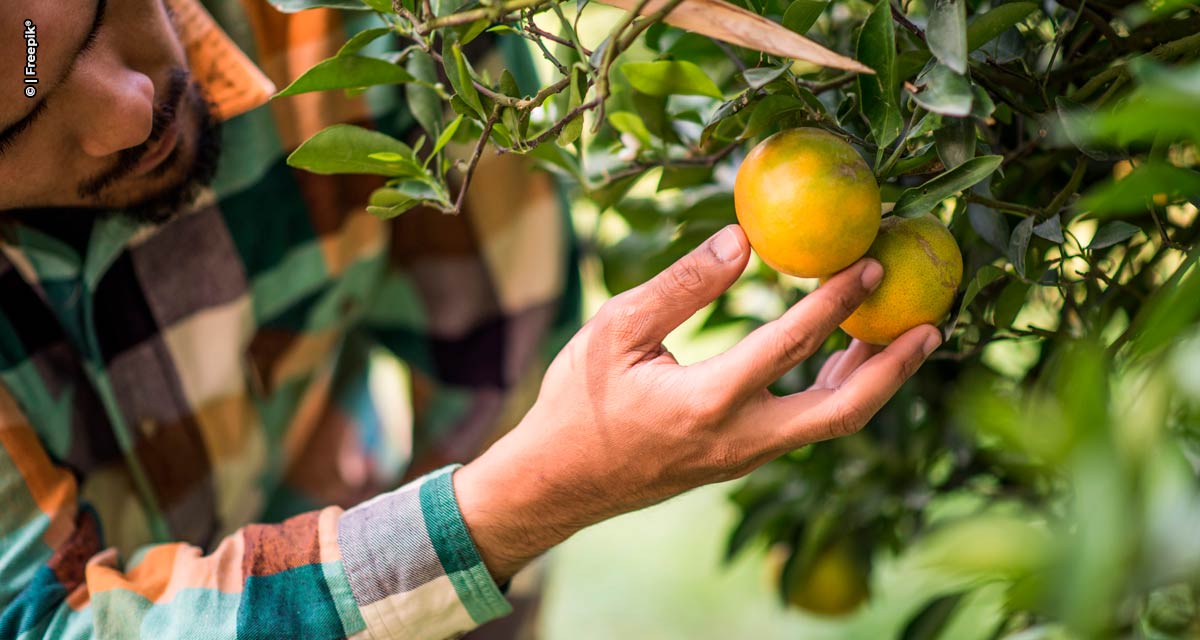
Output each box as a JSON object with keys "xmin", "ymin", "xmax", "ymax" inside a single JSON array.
[
  {"xmin": 860, "ymin": 259, "xmax": 883, "ymax": 290},
  {"xmin": 922, "ymin": 329, "xmax": 942, "ymax": 356},
  {"xmin": 710, "ymin": 226, "xmax": 742, "ymax": 263}
]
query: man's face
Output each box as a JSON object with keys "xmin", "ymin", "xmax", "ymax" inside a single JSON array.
[{"xmin": 0, "ymin": 0, "xmax": 222, "ymax": 225}]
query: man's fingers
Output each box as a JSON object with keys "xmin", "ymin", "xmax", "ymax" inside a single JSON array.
[
  {"xmin": 697, "ymin": 258, "xmax": 883, "ymax": 394},
  {"xmin": 826, "ymin": 339, "xmax": 882, "ymax": 388},
  {"xmin": 756, "ymin": 324, "xmax": 940, "ymax": 450},
  {"xmin": 813, "ymin": 350, "xmax": 845, "ymax": 388},
  {"xmin": 602, "ymin": 225, "xmax": 749, "ymax": 348}
]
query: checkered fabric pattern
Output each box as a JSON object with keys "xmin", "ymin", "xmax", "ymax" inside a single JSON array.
[{"xmin": 0, "ymin": 1, "xmax": 579, "ymax": 638}]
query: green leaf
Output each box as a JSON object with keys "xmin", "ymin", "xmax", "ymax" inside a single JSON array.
[
  {"xmin": 895, "ymin": 2, "xmax": 1037, "ymax": 79},
  {"xmin": 782, "ymin": 0, "xmax": 828, "ymax": 35},
  {"xmin": 1076, "ymin": 163, "xmax": 1200, "ymax": 216},
  {"xmin": 337, "ymin": 27, "xmax": 393, "ymax": 57},
  {"xmin": 634, "ymin": 91, "xmax": 678, "ymax": 144},
  {"xmin": 287, "ymin": 124, "xmax": 425, "ymax": 177},
  {"xmin": 1054, "ymin": 97, "xmax": 1116, "ymax": 161},
  {"xmin": 609, "ymin": 111, "xmax": 654, "ymax": 146},
  {"xmin": 900, "ymin": 592, "xmax": 967, "ymax": 640},
  {"xmin": 445, "ymin": 41, "xmax": 484, "ymax": 117},
  {"xmin": 743, "ymin": 65, "xmax": 791, "ymax": 90},
  {"xmin": 967, "ymin": 3, "xmax": 1037, "ymax": 52},
  {"xmin": 993, "ymin": 279, "xmax": 1030, "ymax": 328},
  {"xmin": 1088, "ymin": 221, "xmax": 1142, "ymax": 250},
  {"xmin": 406, "ymin": 51, "xmax": 444, "ymax": 142},
  {"xmin": 1129, "ymin": 248, "xmax": 1200, "ymax": 357},
  {"xmin": 857, "ymin": 0, "xmax": 902, "ymax": 147},
  {"xmin": 499, "ymin": 69, "xmax": 522, "ymax": 99},
  {"xmin": 934, "ymin": 117, "xmax": 975, "ymax": 170},
  {"xmin": 970, "ymin": 84, "xmax": 996, "ymax": 119},
  {"xmin": 658, "ymin": 166, "xmax": 713, "ymax": 191},
  {"xmin": 739, "ymin": 94, "xmax": 809, "ymax": 141},
  {"xmin": 275, "ymin": 54, "xmax": 416, "ymax": 97},
  {"xmin": 366, "ymin": 180, "xmax": 447, "ymax": 219},
  {"xmin": 947, "ymin": 264, "xmax": 1005, "ymax": 336},
  {"xmin": 528, "ymin": 142, "xmax": 584, "ymax": 182},
  {"xmin": 1033, "ymin": 214, "xmax": 1064, "ymax": 243},
  {"xmin": 911, "ymin": 64, "xmax": 974, "ymax": 117},
  {"xmin": 558, "ymin": 64, "xmax": 588, "ymax": 147},
  {"xmin": 968, "ymin": 204, "xmax": 1009, "ymax": 251},
  {"xmin": 927, "ymin": 0, "xmax": 967, "ymax": 74},
  {"xmin": 1008, "ymin": 215, "xmax": 1035, "ymax": 276},
  {"xmin": 621, "ymin": 61, "xmax": 723, "ymax": 99},
  {"xmin": 893, "ymin": 155, "xmax": 1003, "ymax": 218},
  {"xmin": 457, "ymin": 18, "xmax": 489, "ymax": 46},
  {"xmin": 431, "ymin": 114, "xmax": 464, "ymax": 156}
]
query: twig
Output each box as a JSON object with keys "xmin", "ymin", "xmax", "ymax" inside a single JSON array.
[
  {"xmin": 499, "ymin": 98, "xmax": 601, "ymax": 151},
  {"xmin": 455, "ymin": 106, "xmax": 502, "ymax": 214},
  {"xmin": 419, "ymin": 0, "xmax": 550, "ymax": 32},
  {"xmin": 1070, "ymin": 31, "xmax": 1200, "ymax": 102},
  {"xmin": 964, "ymin": 193, "xmax": 1043, "ymax": 217},
  {"xmin": 1076, "ymin": 268, "xmax": 1146, "ymax": 302},
  {"xmin": 1044, "ymin": 159, "xmax": 1088, "ymax": 216},
  {"xmin": 593, "ymin": 0, "xmax": 656, "ymax": 130},
  {"xmin": 524, "ymin": 13, "xmax": 572, "ymax": 75},
  {"xmin": 597, "ymin": 142, "xmax": 739, "ymax": 185},
  {"xmin": 427, "ymin": 48, "xmax": 571, "ymax": 109},
  {"xmin": 890, "ymin": 2, "xmax": 926, "ymax": 42},
  {"xmin": 393, "ymin": 0, "xmax": 423, "ymax": 28},
  {"xmin": 1149, "ymin": 206, "xmax": 1186, "ymax": 251},
  {"xmin": 802, "ymin": 73, "xmax": 856, "ymax": 94},
  {"xmin": 524, "ymin": 20, "xmax": 592, "ymax": 57},
  {"xmin": 714, "ymin": 40, "xmax": 749, "ymax": 73}
]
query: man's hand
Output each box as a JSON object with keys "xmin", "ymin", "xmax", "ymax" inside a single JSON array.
[{"xmin": 454, "ymin": 224, "xmax": 941, "ymax": 583}]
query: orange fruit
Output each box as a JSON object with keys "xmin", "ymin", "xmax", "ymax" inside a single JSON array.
[
  {"xmin": 825, "ymin": 213, "xmax": 963, "ymax": 345},
  {"xmin": 785, "ymin": 540, "xmax": 870, "ymax": 616},
  {"xmin": 734, "ymin": 128, "xmax": 881, "ymax": 278}
]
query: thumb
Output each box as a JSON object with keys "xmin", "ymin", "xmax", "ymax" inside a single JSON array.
[{"xmin": 606, "ymin": 224, "xmax": 749, "ymax": 347}]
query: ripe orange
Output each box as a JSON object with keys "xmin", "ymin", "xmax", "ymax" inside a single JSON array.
[
  {"xmin": 826, "ymin": 213, "xmax": 963, "ymax": 345},
  {"xmin": 734, "ymin": 128, "xmax": 881, "ymax": 278}
]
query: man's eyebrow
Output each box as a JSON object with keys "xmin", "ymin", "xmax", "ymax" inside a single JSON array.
[{"xmin": 0, "ymin": 0, "xmax": 107, "ymax": 158}]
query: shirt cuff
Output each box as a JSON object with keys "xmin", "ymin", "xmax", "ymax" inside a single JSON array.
[{"xmin": 335, "ymin": 464, "xmax": 513, "ymax": 639}]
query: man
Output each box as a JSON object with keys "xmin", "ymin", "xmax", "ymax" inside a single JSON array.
[{"xmin": 0, "ymin": 0, "xmax": 941, "ymax": 638}]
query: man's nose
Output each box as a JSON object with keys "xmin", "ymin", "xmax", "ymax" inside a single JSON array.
[{"xmin": 76, "ymin": 67, "xmax": 157, "ymax": 158}]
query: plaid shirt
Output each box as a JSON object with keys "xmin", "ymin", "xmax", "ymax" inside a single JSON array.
[{"xmin": 0, "ymin": 1, "xmax": 579, "ymax": 638}]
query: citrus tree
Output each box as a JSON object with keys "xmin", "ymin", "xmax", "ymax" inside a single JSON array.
[{"xmin": 268, "ymin": 0, "xmax": 1200, "ymax": 635}]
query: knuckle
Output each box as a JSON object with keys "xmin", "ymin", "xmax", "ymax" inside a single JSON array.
[
  {"xmin": 690, "ymin": 390, "xmax": 734, "ymax": 423},
  {"xmin": 779, "ymin": 328, "xmax": 821, "ymax": 364},
  {"xmin": 899, "ymin": 349, "xmax": 925, "ymax": 380},
  {"xmin": 824, "ymin": 285, "xmax": 864, "ymax": 319},
  {"xmin": 824, "ymin": 405, "xmax": 867, "ymax": 439},
  {"xmin": 660, "ymin": 261, "xmax": 706, "ymax": 298},
  {"xmin": 705, "ymin": 442, "xmax": 746, "ymax": 479},
  {"xmin": 598, "ymin": 296, "xmax": 644, "ymax": 339}
]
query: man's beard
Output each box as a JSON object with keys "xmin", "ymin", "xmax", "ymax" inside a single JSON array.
[{"xmin": 82, "ymin": 66, "xmax": 224, "ymax": 225}]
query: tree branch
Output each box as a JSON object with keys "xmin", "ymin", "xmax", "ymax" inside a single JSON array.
[{"xmin": 454, "ymin": 106, "xmax": 502, "ymax": 214}]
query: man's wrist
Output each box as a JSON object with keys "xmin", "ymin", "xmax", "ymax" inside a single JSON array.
[{"xmin": 452, "ymin": 440, "xmax": 584, "ymax": 585}]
